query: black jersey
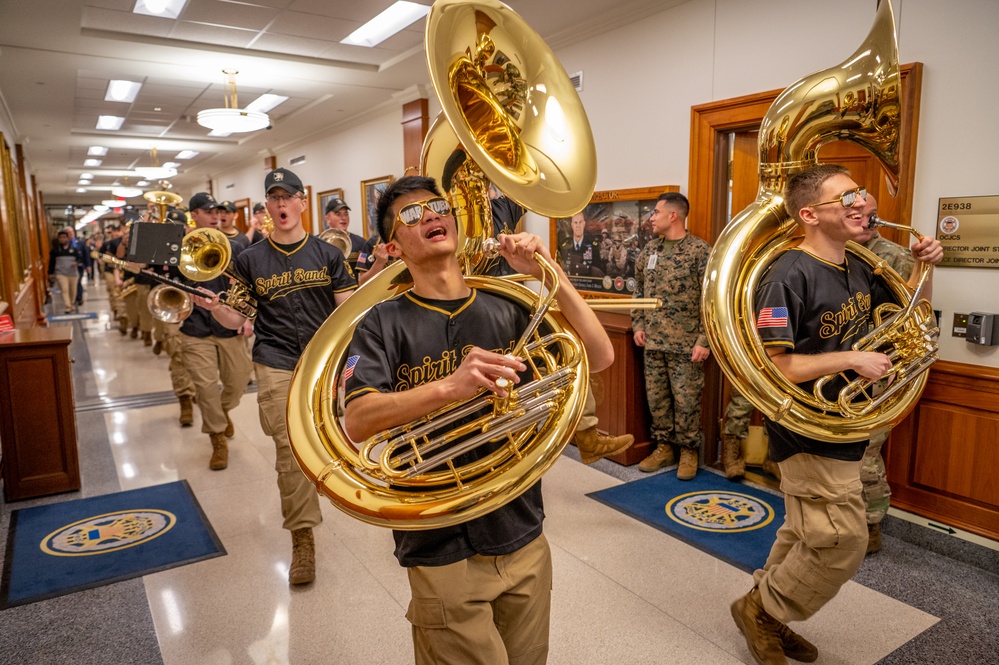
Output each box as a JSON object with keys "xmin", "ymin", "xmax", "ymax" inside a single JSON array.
[
  {"xmin": 755, "ymin": 248, "xmax": 894, "ymax": 462},
  {"xmin": 344, "ymin": 289, "xmax": 543, "ymax": 567},
  {"xmin": 232, "ymin": 234, "xmax": 356, "ymax": 371},
  {"xmin": 222, "ymin": 229, "xmax": 250, "ymax": 254},
  {"xmin": 99, "ymin": 237, "xmax": 122, "ymax": 274}
]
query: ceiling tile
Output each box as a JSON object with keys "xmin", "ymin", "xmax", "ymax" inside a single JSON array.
[
  {"xmin": 250, "ymin": 32, "xmax": 334, "ymax": 59},
  {"xmin": 168, "ymin": 20, "xmax": 257, "ymax": 48},
  {"xmin": 181, "ymin": 0, "xmax": 280, "ymax": 31}
]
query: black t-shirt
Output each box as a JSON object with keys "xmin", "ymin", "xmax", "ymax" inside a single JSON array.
[
  {"xmin": 222, "ymin": 229, "xmax": 251, "ymax": 254},
  {"xmin": 99, "ymin": 237, "xmax": 122, "ymax": 274},
  {"xmin": 344, "ymin": 289, "xmax": 544, "ymax": 567},
  {"xmin": 755, "ymin": 248, "xmax": 894, "ymax": 462},
  {"xmin": 232, "ymin": 234, "xmax": 356, "ymax": 371}
]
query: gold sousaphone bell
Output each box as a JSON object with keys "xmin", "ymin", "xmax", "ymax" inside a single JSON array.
[{"xmin": 288, "ymin": 0, "xmax": 598, "ymax": 529}]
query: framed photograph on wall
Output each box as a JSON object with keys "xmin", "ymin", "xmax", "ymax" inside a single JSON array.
[
  {"xmin": 360, "ymin": 175, "xmax": 395, "ymax": 239},
  {"xmin": 549, "ymin": 185, "xmax": 678, "ymax": 297},
  {"xmin": 316, "ymin": 188, "xmax": 345, "ymax": 232}
]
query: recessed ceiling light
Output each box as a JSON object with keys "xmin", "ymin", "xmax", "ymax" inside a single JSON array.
[
  {"xmin": 80, "ymin": 172, "xmax": 93, "ymax": 179},
  {"xmin": 96, "ymin": 115, "xmax": 124, "ymax": 130},
  {"xmin": 341, "ymin": 1, "xmax": 430, "ymax": 48},
  {"xmin": 133, "ymin": 0, "xmax": 188, "ymax": 19},
  {"xmin": 76, "ymin": 187, "xmax": 87, "ymax": 193},
  {"xmin": 245, "ymin": 94, "xmax": 288, "ymax": 114},
  {"xmin": 175, "ymin": 150, "xmax": 199, "ymax": 160},
  {"xmin": 84, "ymin": 158, "xmax": 102, "ymax": 167},
  {"xmin": 88, "ymin": 146, "xmax": 108, "ymax": 156},
  {"xmin": 105, "ymin": 80, "xmax": 142, "ymax": 103}
]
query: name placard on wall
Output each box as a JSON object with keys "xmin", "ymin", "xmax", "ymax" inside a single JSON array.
[{"xmin": 936, "ymin": 195, "xmax": 999, "ymax": 268}]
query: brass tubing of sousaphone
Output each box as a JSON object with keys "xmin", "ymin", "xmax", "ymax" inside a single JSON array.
[
  {"xmin": 287, "ymin": 0, "xmax": 597, "ymax": 529},
  {"xmin": 701, "ymin": 0, "xmax": 934, "ymax": 444}
]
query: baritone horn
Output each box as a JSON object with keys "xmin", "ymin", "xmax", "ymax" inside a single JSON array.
[
  {"xmin": 287, "ymin": 0, "xmax": 597, "ymax": 529},
  {"xmin": 701, "ymin": 0, "xmax": 937, "ymax": 444}
]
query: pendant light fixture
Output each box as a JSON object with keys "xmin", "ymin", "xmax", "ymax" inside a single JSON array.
[{"xmin": 197, "ymin": 70, "xmax": 270, "ymax": 134}]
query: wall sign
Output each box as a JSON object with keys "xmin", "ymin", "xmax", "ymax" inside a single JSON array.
[{"xmin": 936, "ymin": 195, "xmax": 999, "ymax": 268}]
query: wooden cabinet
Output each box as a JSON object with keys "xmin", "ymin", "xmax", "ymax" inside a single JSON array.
[
  {"xmin": 0, "ymin": 327, "xmax": 80, "ymax": 501},
  {"xmin": 588, "ymin": 311, "xmax": 652, "ymax": 465}
]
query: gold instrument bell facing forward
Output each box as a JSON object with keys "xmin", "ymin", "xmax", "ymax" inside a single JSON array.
[{"xmin": 286, "ymin": 0, "xmax": 597, "ymax": 530}]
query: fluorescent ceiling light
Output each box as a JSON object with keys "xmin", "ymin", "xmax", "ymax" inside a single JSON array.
[
  {"xmin": 84, "ymin": 158, "xmax": 102, "ymax": 167},
  {"xmin": 105, "ymin": 80, "xmax": 142, "ymax": 103},
  {"xmin": 88, "ymin": 146, "xmax": 108, "ymax": 156},
  {"xmin": 341, "ymin": 1, "xmax": 430, "ymax": 48},
  {"xmin": 175, "ymin": 150, "xmax": 199, "ymax": 160},
  {"xmin": 133, "ymin": 0, "xmax": 187, "ymax": 19},
  {"xmin": 245, "ymin": 94, "xmax": 288, "ymax": 114},
  {"xmin": 97, "ymin": 115, "xmax": 125, "ymax": 130}
]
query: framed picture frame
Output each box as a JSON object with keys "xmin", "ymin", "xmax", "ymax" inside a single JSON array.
[
  {"xmin": 549, "ymin": 185, "xmax": 678, "ymax": 297},
  {"xmin": 316, "ymin": 188, "xmax": 345, "ymax": 232},
  {"xmin": 360, "ymin": 176, "xmax": 395, "ymax": 239}
]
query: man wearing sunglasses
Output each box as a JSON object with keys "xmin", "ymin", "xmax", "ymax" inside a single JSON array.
[
  {"xmin": 341, "ymin": 175, "xmax": 614, "ymax": 665},
  {"xmin": 197, "ymin": 167, "xmax": 357, "ymax": 587},
  {"xmin": 731, "ymin": 164, "xmax": 942, "ymax": 665}
]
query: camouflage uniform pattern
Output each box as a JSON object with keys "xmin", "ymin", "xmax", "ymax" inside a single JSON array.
[
  {"xmin": 860, "ymin": 232, "xmax": 914, "ymax": 524},
  {"xmin": 723, "ymin": 388, "xmax": 753, "ymax": 439},
  {"xmin": 632, "ymin": 233, "xmax": 711, "ymax": 450}
]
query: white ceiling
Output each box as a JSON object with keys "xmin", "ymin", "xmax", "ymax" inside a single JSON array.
[{"xmin": 0, "ymin": 0, "xmax": 677, "ymax": 217}]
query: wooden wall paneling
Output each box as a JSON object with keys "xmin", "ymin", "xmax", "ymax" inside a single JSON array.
[
  {"xmin": 402, "ymin": 98, "xmax": 429, "ymax": 175},
  {"xmin": 886, "ymin": 361, "xmax": 999, "ymax": 541}
]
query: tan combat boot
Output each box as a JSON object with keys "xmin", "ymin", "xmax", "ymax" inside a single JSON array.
[
  {"xmin": 574, "ymin": 426, "xmax": 634, "ymax": 464},
  {"xmin": 224, "ymin": 411, "xmax": 235, "ymax": 438},
  {"xmin": 289, "ymin": 527, "xmax": 316, "ymax": 585},
  {"xmin": 118, "ymin": 316, "xmax": 128, "ymax": 335},
  {"xmin": 179, "ymin": 396, "xmax": 194, "ymax": 427},
  {"xmin": 209, "ymin": 432, "xmax": 228, "ymax": 470},
  {"xmin": 130, "ymin": 326, "xmax": 139, "ymax": 339},
  {"xmin": 774, "ymin": 620, "xmax": 819, "ymax": 662},
  {"xmin": 866, "ymin": 522, "xmax": 882, "ymax": 554},
  {"xmin": 152, "ymin": 339, "xmax": 163, "ymax": 355},
  {"xmin": 722, "ymin": 435, "xmax": 746, "ymax": 479},
  {"xmin": 142, "ymin": 330, "xmax": 152, "ymax": 347},
  {"xmin": 638, "ymin": 443, "xmax": 675, "ymax": 473},
  {"xmin": 677, "ymin": 447, "xmax": 698, "ymax": 480},
  {"xmin": 730, "ymin": 587, "xmax": 788, "ymax": 665}
]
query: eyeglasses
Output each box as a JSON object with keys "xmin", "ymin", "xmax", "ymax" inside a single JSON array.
[
  {"xmin": 808, "ymin": 186, "xmax": 867, "ymax": 209},
  {"xmin": 390, "ymin": 197, "xmax": 452, "ymax": 238},
  {"xmin": 266, "ymin": 193, "xmax": 302, "ymax": 203}
]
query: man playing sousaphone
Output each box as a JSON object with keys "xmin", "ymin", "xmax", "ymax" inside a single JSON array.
[
  {"xmin": 341, "ymin": 175, "xmax": 616, "ymax": 664},
  {"xmin": 731, "ymin": 164, "xmax": 943, "ymax": 665}
]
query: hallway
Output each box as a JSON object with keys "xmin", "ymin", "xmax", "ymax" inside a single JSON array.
[{"xmin": 1, "ymin": 278, "xmax": 997, "ymax": 665}]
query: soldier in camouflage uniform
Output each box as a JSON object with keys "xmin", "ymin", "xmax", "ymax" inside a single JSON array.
[
  {"xmin": 632, "ymin": 192, "xmax": 711, "ymax": 480},
  {"xmin": 857, "ymin": 195, "xmax": 915, "ymax": 553},
  {"xmin": 721, "ymin": 389, "xmax": 782, "ymax": 480}
]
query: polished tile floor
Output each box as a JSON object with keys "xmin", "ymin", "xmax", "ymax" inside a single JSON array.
[{"xmin": 1, "ymin": 278, "xmax": 997, "ymax": 665}]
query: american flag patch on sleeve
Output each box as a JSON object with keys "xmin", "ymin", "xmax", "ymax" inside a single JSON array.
[
  {"xmin": 343, "ymin": 355, "xmax": 360, "ymax": 380},
  {"xmin": 756, "ymin": 307, "xmax": 788, "ymax": 328}
]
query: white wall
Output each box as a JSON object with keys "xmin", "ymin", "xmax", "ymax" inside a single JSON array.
[
  {"xmin": 555, "ymin": 0, "xmax": 999, "ymax": 367},
  {"xmin": 210, "ymin": 0, "xmax": 999, "ymax": 367}
]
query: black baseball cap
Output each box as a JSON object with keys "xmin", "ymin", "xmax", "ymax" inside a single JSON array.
[
  {"xmin": 166, "ymin": 209, "xmax": 188, "ymax": 225},
  {"xmin": 325, "ymin": 198, "xmax": 350, "ymax": 214},
  {"xmin": 189, "ymin": 192, "xmax": 219, "ymax": 211},
  {"xmin": 264, "ymin": 168, "xmax": 304, "ymax": 195},
  {"xmin": 218, "ymin": 200, "xmax": 237, "ymax": 213},
  {"xmin": 252, "ymin": 202, "xmax": 266, "ymax": 213}
]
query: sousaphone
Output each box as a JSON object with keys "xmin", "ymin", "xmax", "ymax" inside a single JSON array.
[
  {"xmin": 701, "ymin": 0, "xmax": 938, "ymax": 444},
  {"xmin": 287, "ymin": 0, "xmax": 597, "ymax": 529}
]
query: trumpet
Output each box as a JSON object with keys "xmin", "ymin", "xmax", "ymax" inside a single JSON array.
[{"xmin": 147, "ymin": 284, "xmax": 193, "ymax": 324}]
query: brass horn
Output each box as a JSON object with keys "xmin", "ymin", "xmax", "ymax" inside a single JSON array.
[
  {"xmin": 701, "ymin": 0, "xmax": 937, "ymax": 443},
  {"xmin": 147, "ymin": 283, "xmax": 193, "ymax": 324},
  {"xmin": 317, "ymin": 228, "xmax": 352, "ymax": 257},
  {"xmin": 181, "ymin": 227, "xmax": 258, "ymax": 319},
  {"xmin": 287, "ymin": 0, "xmax": 596, "ymax": 529}
]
